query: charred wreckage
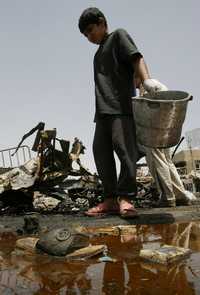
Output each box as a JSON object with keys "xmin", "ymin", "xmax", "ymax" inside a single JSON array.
[{"xmin": 0, "ymin": 122, "xmax": 104, "ymax": 214}]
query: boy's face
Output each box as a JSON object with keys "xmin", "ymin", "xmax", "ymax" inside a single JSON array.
[{"xmin": 83, "ymin": 21, "xmax": 107, "ymax": 44}]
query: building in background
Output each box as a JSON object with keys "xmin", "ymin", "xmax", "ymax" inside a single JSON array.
[
  {"xmin": 173, "ymin": 149, "xmax": 200, "ymax": 175},
  {"xmin": 173, "ymin": 128, "xmax": 200, "ymax": 176}
]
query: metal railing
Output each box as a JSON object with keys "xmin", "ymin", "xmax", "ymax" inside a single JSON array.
[{"xmin": 0, "ymin": 145, "xmax": 32, "ymax": 168}]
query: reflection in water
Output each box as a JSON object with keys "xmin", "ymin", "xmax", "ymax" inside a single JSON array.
[{"xmin": 0, "ymin": 222, "xmax": 200, "ymax": 294}]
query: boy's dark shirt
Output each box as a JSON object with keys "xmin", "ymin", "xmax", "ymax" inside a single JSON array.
[{"xmin": 94, "ymin": 28, "xmax": 142, "ymax": 120}]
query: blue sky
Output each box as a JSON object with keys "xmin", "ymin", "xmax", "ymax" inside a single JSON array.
[{"xmin": 0, "ymin": 0, "xmax": 199, "ymax": 172}]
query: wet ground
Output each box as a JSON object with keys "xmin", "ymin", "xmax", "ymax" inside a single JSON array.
[
  {"xmin": 0, "ymin": 221, "xmax": 200, "ymax": 294},
  {"xmin": 0, "ymin": 204, "xmax": 200, "ymax": 230}
]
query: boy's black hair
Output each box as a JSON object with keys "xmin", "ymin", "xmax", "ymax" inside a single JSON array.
[{"xmin": 78, "ymin": 7, "xmax": 107, "ymax": 34}]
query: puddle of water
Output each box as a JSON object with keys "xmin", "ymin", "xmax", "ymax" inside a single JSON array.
[{"xmin": 0, "ymin": 222, "xmax": 200, "ymax": 294}]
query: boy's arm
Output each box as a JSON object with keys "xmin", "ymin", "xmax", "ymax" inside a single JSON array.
[
  {"xmin": 133, "ymin": 56, "xmax": 150, "ymax": 82},
  {"xmin": 133, "ymin": 56, "xmax": 168, "ymax": 94}
]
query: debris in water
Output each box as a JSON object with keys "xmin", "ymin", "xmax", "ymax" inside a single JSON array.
[
  {"xmin": 98, "ymin": 255, "xmax": 117, "ymax": 263},
  {"xmin": 66, "ymin": 244, "xmax": 107, "ymax": 260},
  {"xmin": 140, "ymin": 244, "xmax": 192, "ymax": 264}
]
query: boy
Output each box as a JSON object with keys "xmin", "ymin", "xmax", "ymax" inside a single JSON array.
[{"xmin": 78, "ymin": 7, "xmax": 166, "ymax": 217}]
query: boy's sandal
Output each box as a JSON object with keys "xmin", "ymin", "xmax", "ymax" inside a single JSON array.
[
  {"xmin": 120, "ymin": 208, "xmax": 138, "ymax": 218},
  {"xmin": 85, "ymin": 203, "xmax": 119, "ymax": 217}
]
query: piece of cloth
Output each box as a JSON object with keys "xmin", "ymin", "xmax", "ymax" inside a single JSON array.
[
  {"xmin": 93, "ymin": 115, "xmax": 139, "ymax": 199},
  {"xmin": 145, "ymin": 148, "xmax": 191, "ymax": 201},
  {"xmin": 94, "ymin": 28, "xmax": 142, "ymax": 119}
]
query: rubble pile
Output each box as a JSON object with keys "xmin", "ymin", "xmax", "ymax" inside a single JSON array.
[{"xmin": 0, "ymin": 123, "xmax": 103, "ymax": 214}]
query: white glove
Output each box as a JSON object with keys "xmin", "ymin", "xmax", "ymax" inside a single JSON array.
[{"xmin": 143, "ymin": 79, "xmax": 168, "ymax": 95}]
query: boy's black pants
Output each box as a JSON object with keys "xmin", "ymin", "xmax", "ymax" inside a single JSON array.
[{"xmin": 93, "ymin": 115, "xmax": 138, "ymax": 199}]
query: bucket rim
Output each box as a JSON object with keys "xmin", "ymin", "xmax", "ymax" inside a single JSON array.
[{"xmin": 132, "ymin": 90, "xmax": 192, "ymax": 103}]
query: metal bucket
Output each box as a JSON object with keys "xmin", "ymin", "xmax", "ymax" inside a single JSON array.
[{"xmin": 132, "ymin": 91, "xmax": 192, "ymax": 148}]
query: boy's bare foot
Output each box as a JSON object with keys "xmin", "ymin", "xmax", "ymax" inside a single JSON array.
[
  {"xmin": 85, "ymin": 198, "xmax": 119, "ymax": 217},
  {"xmin": 118, "ymin": 197, "xmax": 138, "ymax": 218}
]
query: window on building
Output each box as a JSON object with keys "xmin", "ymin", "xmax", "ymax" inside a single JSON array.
[
  {"xmin": 175, "ymin": 161, "xmax": 187, "ymax": 175},
  {"xmin": 195, "ymin": 160, "xmax": 200, "ymax": 171}
]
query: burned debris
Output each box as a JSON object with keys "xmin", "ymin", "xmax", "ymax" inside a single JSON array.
[{"xmin": 0, "ymin": 122, "xmax": 102, "ymax": 214}]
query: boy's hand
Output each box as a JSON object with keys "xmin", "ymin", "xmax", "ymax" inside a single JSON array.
[{"xmin": 143, "ymin": 79, "xmax": 168, "ymax": 95}]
